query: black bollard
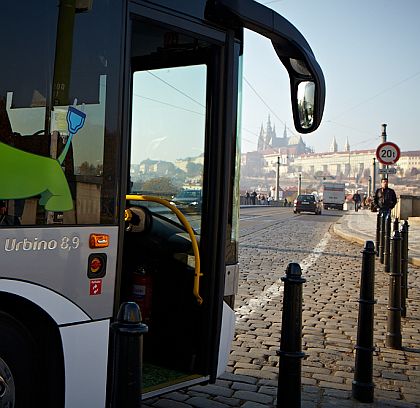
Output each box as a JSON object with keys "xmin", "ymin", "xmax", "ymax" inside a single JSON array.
[
  {"xmin": 375, "ymin": 212, "xmax": 381, "ymax": 257},
  {"xmin": 110, "ymin": 302, "xmax": 148, "ymax": 408},
  {"xmin": 386, "ymin": 229, "xmax": 402, "ymax": 349},
  {"xmin": 383, "ymin": 214, "xmax": 392, "ymax": 272},
  {"xmin": 400, "ymin": 221, "xmax": 409, "ymax": 318},
  {"xmin": 352, "ymin": 241, "xmax": 376, "ymax": 403},
  {"xmin": 277, "ymin": 263, "xmax": 306, "ymax": 408},
  {"xmin": 393, "ymin": 217, "xmax": 400, "ymax": 233},
  {"xmin": 379, "ymin": 212, "xmax": 386, "ymax": 264}
]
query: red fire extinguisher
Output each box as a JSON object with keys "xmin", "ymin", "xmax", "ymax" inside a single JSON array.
[{"xmin": 131, "ymin": 266, "xmax": 153, "ymax": 325}]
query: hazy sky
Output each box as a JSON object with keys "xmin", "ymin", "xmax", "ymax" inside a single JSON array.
[
  {"xmin": 242, "ymin": 0, "xmax": 420, "ymax": 154},
  {"xmin": 131, "ymin": 67, "xmax": 206, "ymax": 164}
]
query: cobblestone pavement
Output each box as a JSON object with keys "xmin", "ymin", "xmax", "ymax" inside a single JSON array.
[{"xmin": 144, "ymin": 216, "xmax": 420, "ymax": 408}]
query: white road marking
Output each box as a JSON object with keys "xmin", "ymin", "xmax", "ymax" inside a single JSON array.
[
  {"xmin": 236, "ymin": 230, "xmax": 331, "ymax": 320},
  {"xmin": 299, "ymin": 231, "xmax": 331, "ymax": 274},
  {"xmin": 240, "ymin": 214, "xmax": 272, "ymax": 220}
]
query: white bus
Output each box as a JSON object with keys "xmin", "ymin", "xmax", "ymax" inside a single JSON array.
[{"xmin": 0, "ymin": 1, "xmax": 325, "ymax": 406}]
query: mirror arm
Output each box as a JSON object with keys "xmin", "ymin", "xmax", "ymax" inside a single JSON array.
[
  {"xmin": 208, "ymin": 0, "xmax": 313, "ymax": 54},
  {"xmin": 207, "ymin": 0, "xmax": 325, "ymax": 132}
]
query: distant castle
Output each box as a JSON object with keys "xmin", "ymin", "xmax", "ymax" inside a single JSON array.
[
  {"xmin": 257, "ymin": 115, "xmax": 311, "ymax": 156},
  {"xmin": 240, "ymin": 115, "xmax": 420, "ymax": 191}
]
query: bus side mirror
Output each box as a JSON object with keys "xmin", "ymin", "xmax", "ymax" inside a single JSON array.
[{"xmin": 284, "ymin": 57, "xmax": 325, "ymax": 134}]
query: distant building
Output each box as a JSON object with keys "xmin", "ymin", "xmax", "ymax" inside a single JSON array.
[
  {"xmin": 257, "ymin": 115, "xmax": 311, "ymax": 156},
  {"xmin": 138, "ymin": 159, "xmax": 175, "ymax": 175},
  {"xmin": 396, "ymin": 151, "xmax": 420, "ymax": 177},
  {"xmin": 293, "ymin": 149, "xmax": 375, "ymax": 180},
  {"xmin": 242, "ymin": 125, "xmax": 420, "ymax": 187},
  {"xmin": 242, "ymin": 116, "xmax": 312, "ymax": 177},
  {"xmin": 240, "ymin": 151, "xmax": 263, "ymax": 177},
  {"xmin": 290, "ymin": 148, "xmax": 420, "ymax": 182},
  {"xmin": 174, "ymin": 155, "xmax": 204, "ymax": 172}
]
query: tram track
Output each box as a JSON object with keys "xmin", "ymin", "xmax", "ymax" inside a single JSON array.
[{"xmin": 239, "ymin": 206, "xmax": 298, "ymax": 239}]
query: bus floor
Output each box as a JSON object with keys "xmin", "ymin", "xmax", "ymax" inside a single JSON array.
[{"xmin": 142, "ymin": 362, "xmax": 201, "ymax": 393}]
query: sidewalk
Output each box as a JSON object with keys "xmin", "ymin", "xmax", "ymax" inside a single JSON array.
[{"xmin": 333, "ymin": 209, "xmax": 420, "ymax": 266}]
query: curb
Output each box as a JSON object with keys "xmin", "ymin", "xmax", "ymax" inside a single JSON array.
[
  {"xmin": 408, "ymin": 256, "xmax": 420, "ymax": 267},
  {"xmin": 333, "ymin": 222, "xmax": 420, "ymax": 267},
  {"xmin": 332, "ymin": 222, "xmax": 370, "ymax": 246}
]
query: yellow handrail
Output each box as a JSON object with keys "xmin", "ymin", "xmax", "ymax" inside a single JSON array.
[{"xmin": 125, "ymin": 194, "xmax": 203, "ymax": 305}]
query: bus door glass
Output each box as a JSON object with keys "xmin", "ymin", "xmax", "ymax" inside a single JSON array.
[{"xmin": 130, "ymin": 65, "xmax": 206, "ymax": 232}]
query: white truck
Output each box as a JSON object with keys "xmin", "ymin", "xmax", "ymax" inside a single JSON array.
[{"xmin": 322, "ymin": 182, "xmax": 345, "ymax": 210}]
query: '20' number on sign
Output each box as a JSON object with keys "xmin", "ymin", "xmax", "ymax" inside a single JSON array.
[{"xmin": 381, "ymin": 149, "xmax": 396, "ymax": 158}]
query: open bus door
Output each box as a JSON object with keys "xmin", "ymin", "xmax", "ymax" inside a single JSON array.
[
  {"xmin": 115, "ymin": 0, "xmax": 325, "ymax": 400},
  {"xmin": 118, "ymin": 5, "xmax": 235, "ymax": 397}
]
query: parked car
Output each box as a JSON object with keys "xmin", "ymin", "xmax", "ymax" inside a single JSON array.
[
  {"xmin": 293, "ymin": 194, "xmax": 322, "ymax": 215},
  {"xmin": 170, "ymin": 189, "xmax": 202, "ymax": 209}
]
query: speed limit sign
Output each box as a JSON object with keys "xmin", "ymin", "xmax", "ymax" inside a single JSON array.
[{"xmin": 376, "ymin": 141, "xmax": 401, "ymax": 165}]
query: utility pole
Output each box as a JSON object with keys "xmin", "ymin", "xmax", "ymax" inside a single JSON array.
[
  {"xmin": 276, "ymin": 156, "xmax": 280, "ymax": 201},
  {"xmin": 381, "ymin": 124, "xmax": 387, "ymax": 180},
  {"xmin": 298, "ymin": 173, "xmax": 302, "ymax": 196}
]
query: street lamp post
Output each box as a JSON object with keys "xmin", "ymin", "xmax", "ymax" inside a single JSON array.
[
  {"xmin": 276, "ymin": 156, "xmax": 280, "ymax": 201},
  {"xmin": 298, "ymin": 173, "xmax": 301, "ymax": 196},
  {"xmin": 372, "ymin": 158, "xmax": 376, "ymax": 197}
]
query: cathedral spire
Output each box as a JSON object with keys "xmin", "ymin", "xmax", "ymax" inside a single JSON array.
[
  {"xmin": 330, "ymin": 136, "xmax": 338, "ymax": 153},
  {"xmin": 344, "ymin": 137, "xmax": 350, "ymax": 152},
  {"xmin": 257, "ymin": 123, "xmax": 265, "ymax": 151},
  {"xmin": 265, "ymin": 115, "xmax": 272, "ymax": 148}
]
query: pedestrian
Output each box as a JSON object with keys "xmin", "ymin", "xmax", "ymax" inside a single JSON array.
[
  {"xmin": 245, "ymin": 190, "xmax": 250, "ymax": 205},
  {"xmin": 374, "ymin": 178, "xmax": 397, "ymax": 217},
  {"xmin": 362, "ymin": 195, "xmax": 367, "ymax": 209},
  {"xmin": 352, "ymin": 190, "xmax": 361, "ymax": 212},
  {"xmin": 284, "ymin": 197, "xmax": 288, "ymax": 207},
  {"xmin": 251, "ymin": 190, "xmax": 257, "ymax": 205},
  {"xmin": 365, "ymin": 196, "xmax": 376, "ymax": 212}
]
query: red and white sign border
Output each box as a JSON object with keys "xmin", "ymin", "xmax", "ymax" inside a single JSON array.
[{"xmin": 376, "ymin": 141, "xmax": 401, "ymax": 165}]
